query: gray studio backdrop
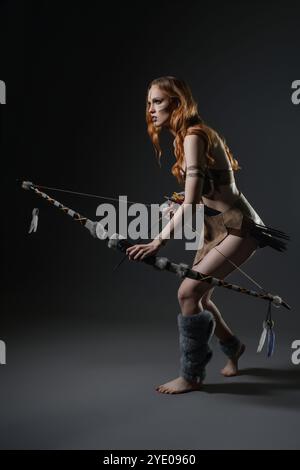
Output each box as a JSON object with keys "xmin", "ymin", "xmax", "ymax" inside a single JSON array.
[{"xmin": 1, "ymin": 1, "xmax": 300, "ymax": 449}]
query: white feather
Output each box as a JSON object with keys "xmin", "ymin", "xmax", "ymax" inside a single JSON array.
[
  {"xmin": 28, "ymin": 208, "xmax": 39, "ymax": 233},
  {"xmin": 257, "ymin": 326, "xmax": 267, "ymax": 353}
]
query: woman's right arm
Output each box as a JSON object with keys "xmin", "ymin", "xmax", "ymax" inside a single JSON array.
[{"xmin": 154, "ymin": 134, "xmax": 206, "ymax": 244}]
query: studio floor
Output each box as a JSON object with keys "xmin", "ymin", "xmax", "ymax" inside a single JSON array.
[{"xmin": 1, "ymin": 324, "xmax": 299, "ymax": 450}]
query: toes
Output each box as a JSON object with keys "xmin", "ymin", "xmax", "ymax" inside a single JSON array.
[
  {"xmin": 156, "ymin": 386, "xmax": 167, "ymax": 393},
  {"xmin": 221, "ymin": 368, "xmax": 237, "ymax": 377}
]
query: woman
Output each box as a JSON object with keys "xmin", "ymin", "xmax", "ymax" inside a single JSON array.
[{"xmin": 126, "ymin": 76, "xmax": 288, "ymax": 395}]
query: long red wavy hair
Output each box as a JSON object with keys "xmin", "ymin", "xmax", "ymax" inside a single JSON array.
[{"xmin": 146, "ymin": 76, "xmax": 240, "ymax": 185}]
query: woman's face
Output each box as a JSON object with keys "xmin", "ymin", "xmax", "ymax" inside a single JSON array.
[{"xmin": 147, "ymin": 85, "xmax": 176, "ymax": 128}]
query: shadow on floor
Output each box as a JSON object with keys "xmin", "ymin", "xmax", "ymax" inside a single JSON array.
[{"xmin": 202, "ymin": 368, "xmax": 300, "ymax": 409}]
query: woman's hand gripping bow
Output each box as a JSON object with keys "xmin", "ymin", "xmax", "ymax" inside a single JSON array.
[{"xmin": 125, "ymin": 191, "xmax": 185, "ymax": 261}]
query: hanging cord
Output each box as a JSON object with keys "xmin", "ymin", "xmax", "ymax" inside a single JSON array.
[{"xmin": 214, "ymin": 246, "xmax": 268, "ymax": 294}]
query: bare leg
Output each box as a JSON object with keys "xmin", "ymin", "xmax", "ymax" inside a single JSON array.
[
  {"xmin": 155, "ymin": 234, "xmax": 258, "ymax": 394},
  {"xmin": 198, "ymin": 236, "xmax": 258, "ymax": 376},
  {"xmin": 199, "ymin": 295, "xmax": 245, "ymax": 376},
  {"xmin": 199, "ymin": 293, "xmax": 234, "ymax": 340}
]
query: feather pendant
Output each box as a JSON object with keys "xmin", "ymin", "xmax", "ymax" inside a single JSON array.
[
  {"xmin": 257, "ymin": 321, "xmax": 268, "ymax": 353},
  {"xmin": 267, "ymin": 326, "xmax": 276, "ymax": 358},
  {"xmin": 28, "ymin": 208, "xmax": 39, "ymax": 233},
  {"xmin": 257, "ymin": 301, "xmax": 276, "ymax": 357}
]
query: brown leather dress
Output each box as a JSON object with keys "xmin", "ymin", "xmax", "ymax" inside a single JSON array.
[{"xmin": 182, "ymin": 166, "xmax": 289, "ymax": 267}]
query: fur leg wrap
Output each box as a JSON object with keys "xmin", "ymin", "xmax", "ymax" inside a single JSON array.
[
  {"xmin": 219, "ymin": 335, "xmax": 242, "ymax": 359},
  {"xmin": 177, "ymin": 310, "xmax": 216, "ymax": 384}
]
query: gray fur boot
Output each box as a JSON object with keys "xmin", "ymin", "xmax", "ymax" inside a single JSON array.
[
  {"xmin": 219, "ymin": 335, "xmax": 243, "ymax": 359},
  {"xmin": 177, "ymin": 310, "xmax": 216, "ymax": 384}
]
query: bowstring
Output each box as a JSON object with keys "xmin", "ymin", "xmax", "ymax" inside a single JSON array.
[
  {"xmin": 35, "ymin": 184, "xmax": 153, "ymax": 207},
  {"xmin": 35, "ymin": 184, "xmax": 269, "ymax": 292}
]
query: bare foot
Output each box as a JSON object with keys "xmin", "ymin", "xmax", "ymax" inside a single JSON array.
[
  {"xmin": 155, "ymin": 376, "xmax": 202, "ymax": 394},
  {"xmin": 221, "ymin": 344, "xmax": 246, "ymax": 377}
]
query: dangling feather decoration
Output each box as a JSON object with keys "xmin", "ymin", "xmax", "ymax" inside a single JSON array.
[
  {"xmin": 257, "ymin": 301, "xmax": 276, "ymax": 357},
  {"xmin": 257, "ymin": 321, "xmax": 268, "ymax": 353},
  {"xmin": 28, "ymin": 208, "xmax": 39, "ymax": 233},
  {"xmin": 266, "ymin": 325, "xmax": 276, "ymax": 357}
]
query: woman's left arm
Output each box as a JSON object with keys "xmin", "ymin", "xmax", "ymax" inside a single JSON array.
[{"xmin": 126, "ymin": 134, "xmax": 206, "ymax": 260}]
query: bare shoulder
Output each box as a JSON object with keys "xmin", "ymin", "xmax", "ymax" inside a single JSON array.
[
  {"xmin": 174, "ymin": 133, "xmax": 206, "ymax": 152},
  {"xmin": 184, "ymin": 125, "xmax": 210, "ymax": 145},
  {"xmin": 210, "ymin": 131, "xmax": 232, "ymax": 167},
  {"xmin": 183, "ymin": 133, "xmax": 206, "ymax": 154},
  {"xmin": 183, "ymin": 133, "xmax": 206, "ymax": 170}
]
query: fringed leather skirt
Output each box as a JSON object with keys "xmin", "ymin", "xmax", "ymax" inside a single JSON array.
[{"xmin": 193, "ymin": 190, "xmax": 290, "ymax": 267}]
